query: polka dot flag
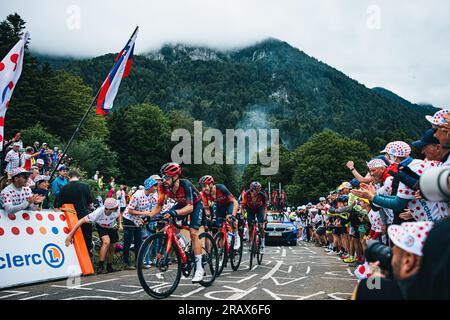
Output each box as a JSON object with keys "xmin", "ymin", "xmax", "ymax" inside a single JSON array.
[{"xmin": 0, "ymin": 32, "xmax": 29, "ymax": 150}]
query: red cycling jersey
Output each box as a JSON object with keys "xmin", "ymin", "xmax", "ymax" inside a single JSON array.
[
  {"xmin": 241, "ymin": 190, "xmax": 267, "ymax": 209},
  {"xmin": 202, "ymin": 184, "xmax": 235, "ymax": 207},
  {"xmin": 157, "ymin": 179, "xmax": 201, "ymax": 207}
]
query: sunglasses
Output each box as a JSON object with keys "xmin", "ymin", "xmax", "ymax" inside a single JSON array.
[{"xmin": 162, "ymin": 175, "xmax": 172, "ymax": 181}]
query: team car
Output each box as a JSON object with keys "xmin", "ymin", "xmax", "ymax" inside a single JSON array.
[{"xmin": 264, "ymin": 212, "xmax": 298, "ymax": 246}]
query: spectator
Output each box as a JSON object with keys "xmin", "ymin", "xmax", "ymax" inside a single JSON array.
[
  {"xmin": 56, "ymin": 170, "xmax": 95, "ymax": 253},
  {"xmin": 52, "ymin": 147, "xmax": 59, "ymax": 164},
  {"xmin": 65, "ymin": 198, "xmax": 122, "ymax": 274},
  {"xmin": 38, "ymin": 142, "xmax": 51, "ymax": 173},
  {"xmin": 353, "ymin": 141, "xmax": 448, "ymax": 224},
  {"xmin": 27, "ymin": 166, "xmax": 40, "ymax": 189},
  {"xmin": 33, "ymin": 141, "xmax": 40, "ymax": 153},
  {"xmin": 4, "ymin": 142, "xmax": 23, "ymax": 175},
  {"xmin": 0, "ymin": 167, "xmax": 44, "ymax": 214},
  {"xmin": 412, "ymin": 128, "xmax": 442, "ymax": 162},
  {"xmin": 116, "ymin": 184, "xmax": 127, "ymax": 212},
  {"xmin": 35, "ymin": 159, "xmax": 45, "ymax": 175},
  {"xmin": 353, "ymin": 221, "xmax": 434, "ymax": 300},
  {"xmin": 410, "ymin": 218, "xmax": 450, "ymax": 299},
  {"xmin": 427, "ymin": 109, "xmax": 450, "ymax": 166},
  {"xmin": 98, "ymin": 175, "xmax": 104, "ymax": 190},
  {"xmin": 32, "ymin": 175, "xmax": 51, "ymax": 209},
  {"xmin": 4, "ymin": 131, "xmax": 23, "ymax": 152},
  {"xmin": 120, "ymin": 177, "xmax": 157, "ymax": 270},
  {"xmin": 107, "ymin": 184, "xmax": 116, "ymax": 199},
  {"xmin": 22, "ymin": 146, "xmax": 40, "ymax": 171},
  {"xmin": 93, "ymin": 170, "xmax": 99, "ymax": 181},
  {"xmin": 51, "ymin": 166, "xmax": 69, "ymax": 207}
]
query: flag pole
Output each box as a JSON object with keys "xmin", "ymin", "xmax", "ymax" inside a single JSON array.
[
  {"xmin": 48, "ymin": 85, "xmax": 102, "ymax": 182},
  {"xmin": 48, "ymin": 26, "xmax": 138, "ymax": 182}
]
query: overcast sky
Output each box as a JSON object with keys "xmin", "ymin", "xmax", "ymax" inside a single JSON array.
[{"xmin": 1, "ymin": 0, "xmax": 449, "ymax": 107}]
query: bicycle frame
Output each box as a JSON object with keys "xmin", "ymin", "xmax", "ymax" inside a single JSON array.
[
  {"xmin": 219, "ymin": 220, "xmax": 232, "ymax": 254},
  {"xmin": 249, "ymin": 221, "xmax": 259, "ymax": 250},
  {"xmin": 159, "ymin": 220, "xmax": 191, "ymax": 265}
]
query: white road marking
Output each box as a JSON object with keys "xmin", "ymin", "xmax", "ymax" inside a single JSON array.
[
  {"xmin": 262, "ymin": 260, "xmax": 283, "ymax": 280},
  {"xmin": 52, "ymin": 278, "xmax": 119, "ymax": 290},
  {"xmin": 96, "ymin": 288, "xmax": 144, "ymax": 295},
  {"xmin": 282, "ymin": 249, "xmax": 286, "ymax": 257},
  {"xmin": 328, "ymin": 292, "xmax": 352, "ymax": 300},
  {"xmin": 20, "ymin": 294, "xmax": 49, "ymax": 300},
  {"xmin": 62, "ymin": 295, "xmax": 118, "ymax": 300},
  {"xmin": 298, "ymin": 291, "xmax": 326, "ymax": 300},
  {"xmin": 346, "ymin": 268, "xmax": 354, "ymax": 277},
  {"xmin": 226, "ymin": 286, "xmax": 258, "ymax": 300},
  {"xmin": 306, "ymin": 266, "xmax": 311, "ymax": 274},
  {"xmin": 262, "ymin": 288, "xmax": 282, "ymax": 300},
  {"xmin": 269, "ymin": 276, "xmax": 308, "ymax": 286},
  {"xmin": 216, "ymin": 273, "xmax": 258, "ymax": 284},
  {"xmin": 0, "ymin": 290, "xmax": 29, "ymax": 299},
  {"xmin": 172, "ymin": 286, "xmax": 206, "ymax": 298}
]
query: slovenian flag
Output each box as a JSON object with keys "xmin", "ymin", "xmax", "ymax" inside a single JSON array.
[
  {"xmin": 96, "ymin": 27, "xmax": 138, "ymax": 116},
  {"xmin": 0, "ymin": 32, "xmax": 29, "ymax": 150}
]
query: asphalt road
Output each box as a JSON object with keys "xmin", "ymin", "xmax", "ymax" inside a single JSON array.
[{"xmin": 0, "ymin": 241, "xmax": 358, "ymax": 300}]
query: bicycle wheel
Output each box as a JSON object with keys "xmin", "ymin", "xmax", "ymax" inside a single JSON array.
[
  {"xmin": 257, "ymin": 233, "xmax": 263, "ymax": 265},
  {"xmin": 214, "ymin": 231, "xmax": 227, "ymax": 276},
  {"xmin": 230, "ymin": 233, "xmax": 243, "ymax": 271},
  {"xmin": 199, "ymin": 232, "xmax": 219, "ymax": 287},
  {"xmin": 137, "ymin": 233, "xmax": 182, "ymax": 299}
]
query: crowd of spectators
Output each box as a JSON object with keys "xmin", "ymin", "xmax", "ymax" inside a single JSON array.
[{"xmin": 281, "ymin": 108, "xmax": 450, "ymax": 299}]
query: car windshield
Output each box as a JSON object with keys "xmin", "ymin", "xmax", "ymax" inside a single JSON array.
[{"xmin": 267, "ymin": 214, "xmax": 285, "ymax": 223}]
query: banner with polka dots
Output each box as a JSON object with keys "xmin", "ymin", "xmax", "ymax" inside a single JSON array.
[{"xmin": 0, "ymin": 209, "xmax": 82, "ymax": 290}]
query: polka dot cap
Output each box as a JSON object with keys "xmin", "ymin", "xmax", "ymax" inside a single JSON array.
[
  {"xmin": 388, "ymin": 141, "xmax": 411, "ymax": 158},
  {"xmin": 425, "ymin": 109, "xmax": 450, "ymax": 125},
  {"xmin": 388, "ymin": 221, "xmax": 434, "ymax": 256},
  {"xmin": 380, "ymin": 142, "xmax": 396, "ymax": 154},
  {"xmin": 367, "ymin": 159, "xmax": 387, "ymax": 170}
]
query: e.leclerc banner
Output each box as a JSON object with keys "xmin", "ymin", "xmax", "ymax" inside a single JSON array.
[{"xmin": 0, "ymin": 209, "xmax": 82, "ymax": 289}]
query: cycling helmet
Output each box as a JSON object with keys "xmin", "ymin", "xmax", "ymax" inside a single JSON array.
[
  {"xmin": 160, "ymin": 162, "xmax": 181, "ymax": 177},
  {"xmin": 199, "ymin": 175, "xmax": 215, "ymax": 185},
  {"xmin": 249, "ymin": 181, "xmax": 262, "ymax": 192}
]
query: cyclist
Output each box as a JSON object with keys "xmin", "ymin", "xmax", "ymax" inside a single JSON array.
[
  {"xmin": 149, "ymin": 162, "xmax": 205, "ymax": 283},
  {"xmin": 199, "ymin": 175, "xmax": 240, "ymax": 250},
  {"xmin": 241, "ymin": 181, "xmax": 268, "ymax": 254}
]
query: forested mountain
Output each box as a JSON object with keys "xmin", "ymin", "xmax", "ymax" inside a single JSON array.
[{"xmin": 36, "ymin": 38, "xmax": 437, "ymax": 152}]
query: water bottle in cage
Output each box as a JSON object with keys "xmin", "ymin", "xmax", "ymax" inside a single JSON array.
[
  {"xmin": 177, "ymin": 233, "xmax": 188, "ymax": 251},
  {"xmin": 227, "ymin": 231, "xmax": 233, "ymax": 245}
]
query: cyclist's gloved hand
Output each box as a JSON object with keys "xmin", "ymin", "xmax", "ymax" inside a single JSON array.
[{"xmin": 168, "ymin": 208, "xmax": 178, "ymax": 218}]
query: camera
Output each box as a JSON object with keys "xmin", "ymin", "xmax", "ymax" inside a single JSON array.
[
  {"xmin": 365, "ymin": 240, "xmax": 392, "ymax": 276},
  {"xmin": 419, "ymin": 167, "xmax": 450, "ymax": 201}
]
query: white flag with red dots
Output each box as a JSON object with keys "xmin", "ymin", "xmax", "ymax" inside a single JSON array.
[{"xmin": 0, "ymin": 32, "xmax": 29, "ymax": 151}]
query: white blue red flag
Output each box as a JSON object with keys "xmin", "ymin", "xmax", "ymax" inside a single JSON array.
[
  {"xmin": 0, "ymin": 32, "xmax": 29, "ymax": 150},
  {"xmin": 96, "ymin": 27, "xmax": 138, "ymax": 116}
]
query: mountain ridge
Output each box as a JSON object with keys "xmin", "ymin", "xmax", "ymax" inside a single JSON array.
[{"xmin": 33, "ymin": 38, "xmax": 436, "ymax": 152}]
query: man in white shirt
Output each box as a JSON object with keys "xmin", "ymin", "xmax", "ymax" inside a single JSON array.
[
  {"xmin": 65, "ymin": 198, "xmax": 122, "ymax": 274},
  {"xmin": 1, "ymin": 167, "xmax": 44, "ymax": 214}
]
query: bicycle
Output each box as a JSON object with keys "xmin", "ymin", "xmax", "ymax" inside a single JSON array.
[
  {"xmin": 137, "ymin": 215, "xmax": 219, "ymax": 299},
  {"xmin": 214, "ymin": 216, "xmax": 243, "ymax": 276},
  {"xmin": 248, "ymin": 220, "xmax": 264, "ymax": 271}
]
